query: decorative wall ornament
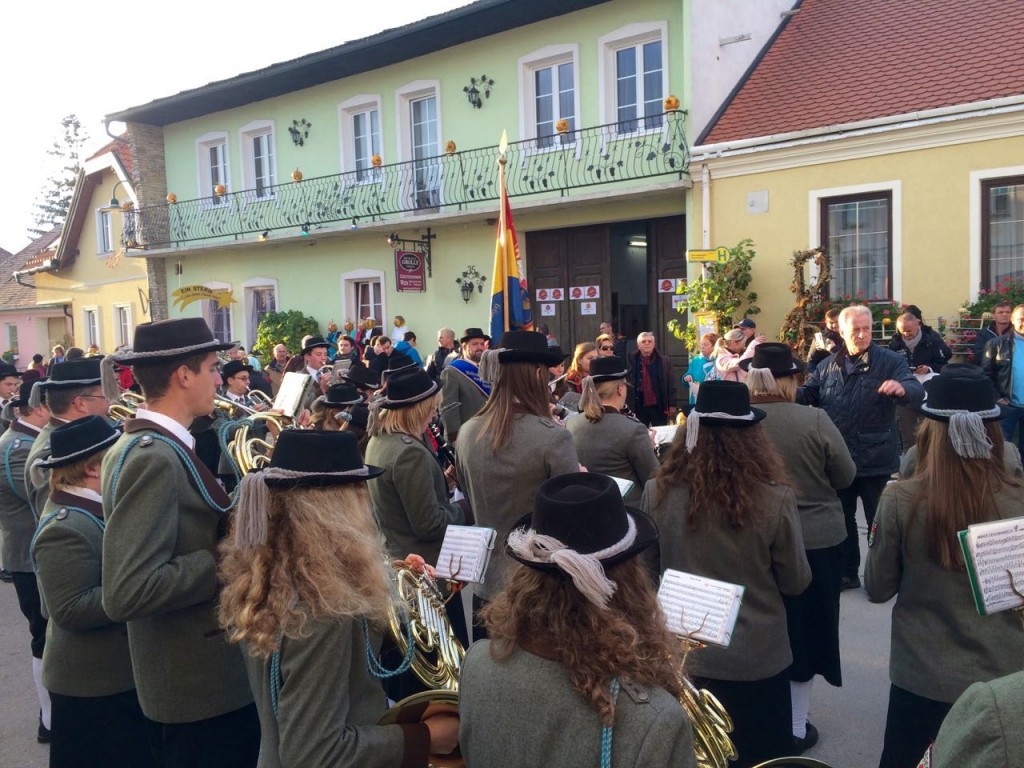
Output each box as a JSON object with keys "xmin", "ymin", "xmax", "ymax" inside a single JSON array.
[
  {"xmin": 463, "ymin": 74, "xmax": 494, "ymax": 109},
  {"xmin": 456, "ymin": 265, "xmax": 486, "ymax": 302},
  {"xmin": 288, "ymin": 119, "xmax": 312, "ymax": 147}
]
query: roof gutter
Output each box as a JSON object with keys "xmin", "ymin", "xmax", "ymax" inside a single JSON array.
[
  {"xmin": 12, "ymin": 259, "xmax": 58, "ymax": 288},
  {"xmin": 693, "ymin": 95, "xmax": 1024, "ymax": 160}
]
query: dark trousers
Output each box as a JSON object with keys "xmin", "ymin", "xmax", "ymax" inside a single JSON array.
[
  {"xmin": 12, "ymin": 571, "xmax": 47, "ymax": 658},
  {"xmin": 998, "ymin": 404, "xmax": 1024, "ymax": 453},
  {"xmin": 51, "ymin": 689, "xmax": 155, "ymax": 768},
  {"xmin": 693, "ymin": 669, "xmax": 792, "ymax": 768},
  {"xmin": 838, "ymin": 476, "xmax": 890, "ymax": 579},
  {"xmin": 146, "ymin": 702, "xmax": 260, "ymax": 768},
  {"xmin": 636, "ymin": 405, "xmax": 667, "ymax": 427},
  {"xmin": 878, "ymin": 684, "xmax": 952, "ymax": 768}
]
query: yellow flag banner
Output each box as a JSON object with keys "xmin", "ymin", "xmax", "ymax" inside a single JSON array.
[{"xmin": 172, "ymin": 285, "xmax": 236, "ymax": 311}]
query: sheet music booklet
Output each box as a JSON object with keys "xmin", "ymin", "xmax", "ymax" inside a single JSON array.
[
  {"xmin": 435, "ymin": 525, "xmax": 497, "ymax": 583},
  {"xmin": 273, "ymin": 372, "xmax": 315, "ymax": 418},
  {"xmin": 657, "ymin": 569, "xmax": 744, "ymax": 647},
  {"xmin": 608, "ymin": 476, "xmax": 635, "ymax": 498},
  {"xmin": 958, "ymin": 516, "xmax": 1024, "ymax": 616}
]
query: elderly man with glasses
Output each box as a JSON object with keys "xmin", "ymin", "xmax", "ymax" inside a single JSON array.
[{"xmin": 627, "ymin": 332, "xmax": 675, "ymax": 426}]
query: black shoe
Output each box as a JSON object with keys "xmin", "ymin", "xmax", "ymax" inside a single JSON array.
[
  {"xmin": 37, "ymin": 713, "xmax": 51, "ymax": 744},
  {"xmin": 0, "ymin": 568, "xmax": 12, "ymax": 583},
  {"xmin": 840, "ymin": 575, "xmax": 861, "ymax": 591},
  {"xmin": 793, "ymin": 722, "xmax": 819, "ymax": 754}
]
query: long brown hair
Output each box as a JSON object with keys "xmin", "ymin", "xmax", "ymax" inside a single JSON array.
[
  {"xmin": 653, "ymin": 424, "xmax": 789, "ymax": 530},
  {"xmin": 218, "ymin": 484, "xmax": 392, "ymax": 657},
  {"xmin": 474, "ymin": 362, "xmax": 551, "ymax": 451},
  {"xmin": 909, "ymin": 419, "xmax": 1021, "ymax": 569},
  {"xmin": 482, "ymin": 557, "xmax": 684, "ymax": 726}
]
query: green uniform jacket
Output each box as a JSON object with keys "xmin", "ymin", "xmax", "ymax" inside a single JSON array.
[
  {"xmin": 440, "ymin": 364, "xmax": 487, "ymax": 442},
  {"xmin": 101, "ymin": 417, "xmax": 252, "ymax": 723},
  {"xmin": 455, "ymin": 413, "xmax": 579, "ymax": 601},
  {"xmin": 0, "ymin": 421, "xmax": 40, "ymax": 573},
  {"xmin": 566, "ymin": 408, "xmax": 659, "ymax": 506},
  {"xmin": 365, "ymin": 432, "xmax": 465, "ymax": 565},
  {"xmin": 34, "ymin": 490, "xmax": 135, "ymax": 697},
  {"xmin": 755, "ymin": 399, "xmax": 856, "ymax": 549},
  {"xmin": 932, "ymin": 670, "xmax": 1024, "ymax": 768},
  {"xmin": 460, "ymin": 641, "xmax": 696, "ymax": 768},
  {"xmin": 864, "ymin": 479, "xmax": 1024, "ymax": 702},
  {"xmin": 25, "ymin": 418, "xmax": 61, "ymax": 520},
  {"xmin": 244, "ymin": 612, "xmax": 427, "ymax": 768},
  {"xmin": 642, "ymin": 480, "xmax": 810, "ymax": 681}
]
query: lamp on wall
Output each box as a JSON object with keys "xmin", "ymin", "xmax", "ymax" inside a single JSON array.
[
  {"xmin": 99, "ymin": 179, "xmax": 129, "ymax": 211},
  {"xmin": 385, "ymin": 228, "xmax": 436, "ymax": 277},
  {"xmin": 463, "ymin": 74, "xmax": 494, "ymax": 108},
  {"xmin": 456, "ymin": 265, "xmax": 486, "ymax": 302}
]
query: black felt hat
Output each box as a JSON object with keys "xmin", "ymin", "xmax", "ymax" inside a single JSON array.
[
  {"xmin": 11, "ymin": 379, "xmax": 41, "ymax": 407},
  {"xmin": 738, "ymin": 342, "xmax": 806, "ymax": 374},
  {"xmin": 37, "ymin": 416, "xmax": 120, "ymax": 469},
  {"xmin": 382, "ymin": 370, "xmax": 440, "ymax": 408},
  {"xmin": 547, "ymin": 345, "xmax": 572, "ymax": 363},
  {"xmin": 495, "ymin": 330, "xmax": 564, "ymax": 366},
  {"xmin": 385, "ymin": 352, "xmax": 418, "ymax": 376},
  {"xmin": 322, "ymin": 383, "xmax": 364, "ymax": 408},
  {"xmin": 460, "ymin": 327, "xmax": 491, "ymax": 344},
  {"xmin": 40, "ymin": 359, "xmax": 103, "ymax": 389},
  {"xmin": 0, "ymin": 363, "xmax": 21, "ymax": 379},
  {"xmin": 587, "ymin": 356, "xmax": 629, "ymax": 382},
  {"xmin": 508, "ymin": 473, "xmax": 657, "ymax": 572},
  {"xmin": 340, "ymin": 364, "xmax": 380, "ymax": 390},
  {"xmin": 264, "ymin": 430, "xmax": 383, "ymax": 487},
  {"xmin": 918, "ymin": 364, "xmax": 1001, "ymax": 422},
  {"xmin": 301, "ymin": 336, "xmax": 331, "ymax": 355},
  {"xmin": 221, "ymin": 360, "xmax": 254, "ymax": 380},
  {"xmin": 348, "ymin": 403, "xmax": 370, "ymax": 431},
  {"xmin": 112, "ymin": 318, "xmax": 235, "ymax": 365},
  {"xmin": 691, "ymin": 381, "xmax": 766, "ymax": 427}
]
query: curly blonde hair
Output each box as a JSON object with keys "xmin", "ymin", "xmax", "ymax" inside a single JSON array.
[
  {"xmin": 218, "ymin": 484, "xmax": 392, "ymax": 657},
  {"xmin": 482, "ymin": 557, "xmax": 684, "ymax": 726}
]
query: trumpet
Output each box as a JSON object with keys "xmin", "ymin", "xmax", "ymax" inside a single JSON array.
[
  {"xmin": 214, "ymin": 395, "xmax": 258, "ymax": 420},
  {"xmin": 108, "ymin": 390, "xmax": 146, "ymax": 423}
]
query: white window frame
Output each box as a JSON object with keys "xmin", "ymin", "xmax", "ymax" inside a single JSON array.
[
  {"xmin": 6, "ymin": 323, "xmax": 19, "ymax": 357},
  {"xmin": 196, "ymin": 131, "xmax": 230, "ymax": 205},
  {"xmin": 242, "ymin": 277, "xmax": 279, "ymax": 351},
  {"xmin": 970, "ymin": 164, "xmax": 1024, "ymax": 302},
  {"xmin": 340, "ymin": 268, "xmax": 387, "ymax": 329},
  {"xmin": 518, "ymin": 44, "xmax": 581, "ymax": 151},
  {"xmin": 96, "ymin": 209, "xmax": 114, "ymax": 254},
  {"xmin": 240, "ymin": 120, "xmax": 277, "ymax": 200},
  {"xmin": 396, "ymin": 80, "xmax": 443, "ymax": 209},
  {"xmin": 598, "ymin": 22, "xmax": 669, "ymax": 134},
  {"xmin": 339, "ymin": 95, "xmax": 384, "ymax": 184},
  {"xmin": 82, "ymin": 306, "xmax": 101, "ymax": 349},
  {"xmin": 112, "ymin": 303, "xmax": 133, "ymax": 348},
  {"xmin": 808, "ymin": 180, "xmax": 903, "ymax": 303},
  {"xmin": 200, "ymin": 281, "xmax": 234, "ymax": 344}
]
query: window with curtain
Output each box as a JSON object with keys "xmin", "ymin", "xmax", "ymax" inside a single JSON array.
[
  {"xmin": 983, "ymin": 176, "xmax": 1024, "ymax": 288},
  {"xmin": 821, "ymin": 192, "xmax": 893, "ymax": 301},
  {"xmin": 353, "ymin": 109, "xmax": 382, "ymax": 182},
  {"xmin": 411, "ymin": 95, "xmax": 440, "ymax": 208},
  {"xmin": 615, "ymin": 39, "xmax": 663, "ymax": 133},
  {"xmin": 355, "ymin": 280, "xmax": 383, "ymax": 326},
  {"xmin": 208, "ymin": 300, "xmax": 233, "ymax": 344},
  {"xmin": 534, "ymin": 60, "xmax": 575, "ymax": 148}
]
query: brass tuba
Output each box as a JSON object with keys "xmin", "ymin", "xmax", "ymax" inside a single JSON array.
[{"xmin": 108, "ymin": 390, "xmax": 146, "ymax": 423}]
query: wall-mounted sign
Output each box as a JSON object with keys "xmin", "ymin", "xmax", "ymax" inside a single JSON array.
[
  {"xmin": 580, "ymin": 301, "xmax": 597, "ymax": 316},
  {"xmin": 540, "ymin": 302, "xmax": 556, "ymax": 317},
  {"xmin": 686, "ymin": 247, "xmax": 732, "ymax": 264},
  {"xmin": 172, "ymin": 285, "xmax": 236, "ymax": 311},
  {"xmin": 395, "ymin": 250, "xmax": 426, "ymax": 292},
  {"xmin": 536, "ymin": 287, "xmax": 564, "ymax": 302},
  {"xmin": 570, "ymin": 285, "xmax": 600, "ymax": 300}
]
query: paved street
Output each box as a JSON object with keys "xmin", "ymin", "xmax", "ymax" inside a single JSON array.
[{"xmin": 0, "ymin": 533, "xmax": 891, "ymax": 768}]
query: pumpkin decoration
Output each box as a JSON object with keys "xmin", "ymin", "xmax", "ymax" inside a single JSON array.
[
  {"xmin": 121, "ymin": 201, "xmax": 133, "ymax": 210},
  {"xmin": 445, "ymin": 140, "xmax": 457, "ymax": 155},
  {"xmin": 343, "ymin": 320, "xmax": 354, "ymax": 333},
  {"xmin": 166, "ymin": 193, "xmax": 177, "ymax": 204},
  {"xmin": 214, "ymin": 183, "xmax": 226, "ymax": 196},
  {"xmin": 555, "ymin": 118, "xmax": 570, "ymax": 134},
  {"xmin": 371, "ymin": 154, "xmax": 382, "ymax": 167},
  {"xmin": 291, "ymin": 168, "xmax": 303, "ymax": 182},
  {"xmin": 664, "ymin": 95, "xmax": 680, "ymax": 111}
]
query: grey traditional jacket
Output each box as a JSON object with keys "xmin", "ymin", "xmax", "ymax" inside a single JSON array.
[
  {"xmin": 460, "ymin": 641, "xmax": 696, "ymax": 768},
  {"xmin": 566, "ymin": 408, "xmax": 659, "ymax": 506},
  {"xmin": 901, "ymin": 440, "xmax": 1023, "ymax": 478},
  {"xmin": 440, "ymin": 364, "xmax": 488, "ymax": 442},
  {"xmin": 754, "ymin": 399, "xmax": 856, "ymax": 549},
  {"xmin": 865, "ymin": 479, "xmax": 1024, "ymax": 703},
  {"xmin": 0, "ymin": 421, "xmax": 40, "ymax": 573},
  {"xmin": 365, "ymin": 431, "xmax": 465, "ymax": 565},
  {"xmin": 34, "ymin": 490, "xmax": 135, "ymax": 697},
  {"xmin": 25, "ymin": 417, "xmax": 62, "ymax": 519},
  {"xmin": 101, "ymin": 418, "xmax": 252, "ymax": 723},
  {"xmin": 244, "ymin": 613, "xmax": 426, "ymax": 768},
  {"xmin": 932, "ymin": 670, "xmax": 1024, "ymax": 768},
  {"xmin": 642, "ymin": 480, "xmax": 810, "ymax": 681},
  {"xmin": 455, "ymin": 413, "xmax": 579, "ymax": 601}
]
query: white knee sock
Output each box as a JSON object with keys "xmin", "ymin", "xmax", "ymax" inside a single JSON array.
[
  {"xmin": 791, "ymin": 679, "xmax": 814, "ymax": 737},
  {"xmin": 32, "ymin": 657, "xmax": 51, "ymax": 729}
]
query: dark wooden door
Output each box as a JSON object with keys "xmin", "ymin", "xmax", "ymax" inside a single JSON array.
[{"xmin": 651, "ymin": 216, "xmax": 689, "ymax": 405}]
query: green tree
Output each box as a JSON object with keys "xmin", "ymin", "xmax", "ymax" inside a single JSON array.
[
  {"xmin": 667, "ymin": 239, "xmax": 760, "ymax": 353},
  {"xmin": 28, "ymin": 114, "xmax": 88, "ymax": 237},
  {"xmin": 254, "ymin": 310, "xmax": 320, "ymax": 361}
]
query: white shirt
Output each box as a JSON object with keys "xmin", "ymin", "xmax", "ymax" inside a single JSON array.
[
  {"xmin": 64, "ymin": 486, "xmax": 103, "ymax": 504},
  {"xmin": 15, "ymin": 418, "xmax": 42, "ymax": 434},
  {"xmin": 135, "ymin": 407, "xmax": 196, "ymax": 450}
]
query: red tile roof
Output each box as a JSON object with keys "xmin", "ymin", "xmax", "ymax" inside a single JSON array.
[
  {"xmin": 86, "ymin": 135, "xmax": 133, "ymax": 176},
  {"xmin": 700, "ymin": 0, "xmax": 1024, "ymax": 145},
  {"xmin": 0, "ymin": 228, "xmax": 61, "ymax": 311}
]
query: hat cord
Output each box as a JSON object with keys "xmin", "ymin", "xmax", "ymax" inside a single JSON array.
[
  {"xmin": 946, "ymin": 410, "xmax": 997, "ymax": 459},
  {"xmin": 507, "ymin": 516, "xmax": 637, "ymax": 610},
  {"xmin": 685, "ymin": 410, "xmax": 757, "ymax": 453}
]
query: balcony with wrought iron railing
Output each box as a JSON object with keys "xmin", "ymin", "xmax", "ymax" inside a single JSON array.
[{"xmin": 121, "ymin": 110, "xmax": 689, "ymax": 250}]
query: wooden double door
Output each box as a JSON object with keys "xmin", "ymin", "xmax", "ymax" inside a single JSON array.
[{"xmin": 525, "ymin": 215, "xmax": 689, "ymax": 405}]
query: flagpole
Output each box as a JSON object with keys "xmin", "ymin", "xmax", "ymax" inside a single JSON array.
[{"xmin": 498, "ymin": 132, "xmax": 510, "ymax": 335}]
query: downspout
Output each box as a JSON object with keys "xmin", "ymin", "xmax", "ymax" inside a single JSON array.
[
  {"xmin": 701, "ymin": 163, "xmax": 711, "ymax": 249},
  {"xmin": 63, "ymin": 304, "xmax": 74, "ymax": 338}
]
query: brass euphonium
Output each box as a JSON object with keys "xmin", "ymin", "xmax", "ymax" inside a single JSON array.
[{"xmin": 108, "ymin": 390, "xmax": 146, "ymax": 423}]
